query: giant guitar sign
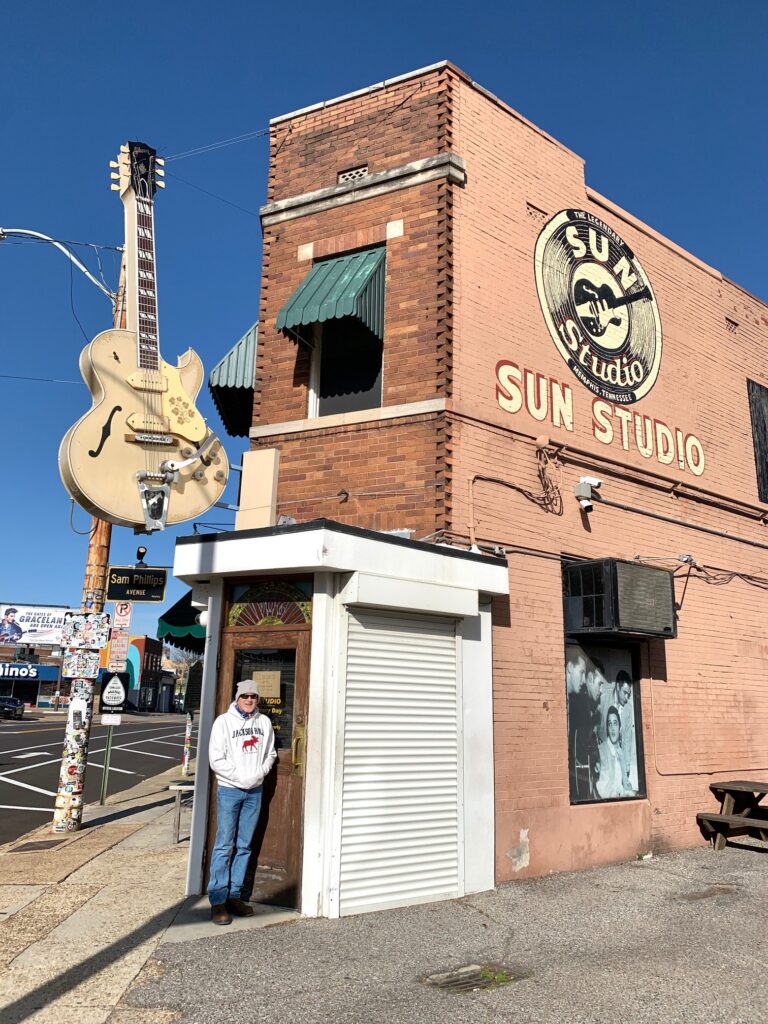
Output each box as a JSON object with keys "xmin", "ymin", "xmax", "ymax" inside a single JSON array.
[{"xmin": 58, "ymin": 142, "xmax": 228, "ymax": 531}]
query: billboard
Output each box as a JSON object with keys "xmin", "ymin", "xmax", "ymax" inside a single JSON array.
[{"xmin": 0, "ymin": 604, "xmax": 73, "ymax": 646}]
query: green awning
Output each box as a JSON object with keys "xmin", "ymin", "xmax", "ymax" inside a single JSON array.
[
  {"xmin": 157, "ymin": 591, "xmax": 206, "ymax": 654},
  {"xmin": 208, "ymin": 322, "xmax": 257, "ymax": 437},
  {"xmin": 276, "ymin": 247, "xmax": 385, "ymax": 340}
]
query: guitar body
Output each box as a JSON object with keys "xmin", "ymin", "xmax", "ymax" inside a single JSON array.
[
  {"xmin": 59, "ymin": 142, "xmax": 229, "ymax": 531},
  {"xmin": 59, "ymin": 328, "xmax": 228, "ymax": 528}
]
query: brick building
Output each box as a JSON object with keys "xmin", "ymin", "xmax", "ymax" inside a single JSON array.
[{"xmin": 177, "ymin": 62, "xmax": 768, "ymax": 916}]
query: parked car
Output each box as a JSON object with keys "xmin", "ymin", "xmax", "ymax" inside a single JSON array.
[{"xmin": 0, "ymin": 696, "xmax": 24, "ymax": 720}]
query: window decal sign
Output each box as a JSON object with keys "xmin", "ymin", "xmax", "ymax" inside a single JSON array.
[{"xmin": 534, "ymin": 210, "xmax": 662, "ymax": 404}]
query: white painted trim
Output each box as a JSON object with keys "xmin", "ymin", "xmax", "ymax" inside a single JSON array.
[
  {"xmin": 249, "ymin": 397, "xmax": 446, "ymax": 439},
  {"xmin": 174, "ymin": 524, "xmax": 509, "ymax": 597},
  {"xmin": 327, "ymin": 597, "xmax": 350, "ymax": 919},
  {"xmin": 300, "ymin": 572, "xmax": 338, "ymax": 918},
  {"xmin": 458, "ymin": 600, "xmax": 496, "ymax": 894},
  {"xmin": 307, "ymin": 323, "xmax": 321, "ymax": 419},
  {"xmin": 340, "ymin": 572, "xmax": 478, "ymax": 617},
  {"xmin": 455, "ymin": 625, "xmax": 466, "ymax": 897},
  {"xmin": 185, "ymin": 580, "xmax": 224, "ymax": 897}
]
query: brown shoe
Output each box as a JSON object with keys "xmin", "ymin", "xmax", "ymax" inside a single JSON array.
[
  {"xmin": 226, "ymin": 898, "xmax": 254, "ymax": 917},
  {"xmin": 211, "ymin": 903, "xmax": 232, "ymax": 925}
]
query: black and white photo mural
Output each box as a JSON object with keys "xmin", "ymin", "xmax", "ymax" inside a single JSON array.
[{"xmin": 566, "ymin": 643, "xmax": 645, "ymax": 804}]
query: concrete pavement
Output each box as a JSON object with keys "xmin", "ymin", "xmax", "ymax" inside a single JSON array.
[{"xmin": 1, "ymin": 768, "xmax": 767, "ymax": 1023}]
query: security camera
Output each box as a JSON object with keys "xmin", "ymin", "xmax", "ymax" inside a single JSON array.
[
  {"xmin": 578, "ymin": 498, "xmax": 593, "ymax": 514},
  {"xmin": 579, "ymin": 476, "xmax": 602, "ymax": 489}
]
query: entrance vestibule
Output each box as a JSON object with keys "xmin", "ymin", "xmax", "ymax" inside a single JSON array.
[{"xmin": 177, "ymin": 520, "xmax": 509, "ymax": 917}]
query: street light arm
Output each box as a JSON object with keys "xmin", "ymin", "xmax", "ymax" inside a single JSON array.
[{"xmin": 0, "ymin": 227, "xmax": 117, "ymax": 305}]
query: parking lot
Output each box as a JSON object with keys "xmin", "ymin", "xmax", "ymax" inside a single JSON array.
[{"xmin": 0, "ymin": 713, "xmax": 197, "ymax": 844}]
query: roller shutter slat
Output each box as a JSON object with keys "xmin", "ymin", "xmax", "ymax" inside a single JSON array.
[{"xmin": 339, "ymin": 610, "xmax": 460, "ymax": 915}]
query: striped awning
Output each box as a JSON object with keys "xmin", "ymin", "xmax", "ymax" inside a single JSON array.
[
  {"xmin": 157, "ymin": 590, "xmax": 206, "ymax": 654},
  {"xmin": 208, "ymin": 322, "xmax": 257, "ymax": 438},
  {"xmin": 276, "ymin": 248, "xmax": 385, "ymax": 340}
]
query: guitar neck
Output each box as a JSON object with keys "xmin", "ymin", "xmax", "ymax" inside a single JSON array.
[{"xmin": 132, "ymin": 194, "xmax": 160, "ymax": 369}]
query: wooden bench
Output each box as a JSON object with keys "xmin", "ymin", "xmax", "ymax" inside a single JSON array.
[{"xmin": 697, "ymin": 780, "xmax": 768, "ymax": 850}]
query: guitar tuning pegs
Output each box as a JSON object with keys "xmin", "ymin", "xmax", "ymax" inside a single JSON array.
[
  {"xmin": 156, "ymin": 180, "xmax": 166, "ymax": 188},
  {"xmin": 155, "ymin": 157, "xmax": 165, "ymax": 167},
  {"xmin": 109, "ymin": 160, "xmax": 119, "ymax": 169},
  {"xmin": 110, "ymin": 184, "xmax": 121, "ymax": 190},
  {"xmin": 110, "ymin": 172, "xmax": 120, "ymax": 180},
  {"xmin": 120, "ymin": 144, "xmax": 129, "ymax": 153},
  {"xmin": 155, "ymin": 167, "xmax": 165, "ymax": 177}
]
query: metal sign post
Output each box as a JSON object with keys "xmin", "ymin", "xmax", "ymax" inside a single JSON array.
[
  {"xmin": 98, "ymin": 726, "xmax": 114, "ymax": 805},
  {"xmin": 96, "ymin": 674, "xmax": 126, "ymax": 805}
]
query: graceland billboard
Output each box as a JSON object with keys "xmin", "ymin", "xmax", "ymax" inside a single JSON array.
[{"xmin": 0, "ymin": 604, "xmax": 73, "ymax": 645}]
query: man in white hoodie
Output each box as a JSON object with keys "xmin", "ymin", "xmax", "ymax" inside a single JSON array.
[{"xmin": 207, "ymin": 679, "xmax": 277, "ymax": 925}]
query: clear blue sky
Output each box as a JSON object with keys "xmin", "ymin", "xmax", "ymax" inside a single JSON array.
[{"xmin": 2, "ymin": 2, "xmax": 766, "ymax": 638}]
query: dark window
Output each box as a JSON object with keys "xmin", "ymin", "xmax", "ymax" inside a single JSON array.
[
  {"xmin": 317, "ymin": 316, "xmax": 382, "ymax": 417},
  {"xmin": 748, "ymin": 379, "xmax": 768, "ymax": 503}
]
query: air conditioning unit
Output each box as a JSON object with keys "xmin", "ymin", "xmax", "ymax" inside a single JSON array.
[{"xmin": 563, "ymin": 558, "xmax": 677, "ymax": 638}]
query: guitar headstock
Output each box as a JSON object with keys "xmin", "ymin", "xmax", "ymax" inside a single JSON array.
[{"xmin": 110, "ymin": 141, "xmax": 165, "ymax": 198}]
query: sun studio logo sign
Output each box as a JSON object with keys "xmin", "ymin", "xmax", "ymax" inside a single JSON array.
[{"xmin": 534, "ymin": 209, "xmax": 662, "ymax": 404}]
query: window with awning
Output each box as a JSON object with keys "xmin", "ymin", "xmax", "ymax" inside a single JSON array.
[{"xmin": 276, "ymin": 248, "xmax": 385, "ymax": 417}]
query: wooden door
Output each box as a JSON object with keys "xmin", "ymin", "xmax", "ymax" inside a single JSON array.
[{"xmin": 206, "ymin": 628, "xmax": 309, "ymax": 908}]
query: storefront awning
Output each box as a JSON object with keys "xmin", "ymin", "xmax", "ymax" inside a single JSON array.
[
  {"xmin": 276, "ymin": 248, "xmax": 385, "ymax": 341},
  {"xmin": 208, "ymin": 322, "xmax": 257, "ymax": 437},
  {"xmin": 157, "ymin": 591, "xmax": 206, "ymax": 654}
]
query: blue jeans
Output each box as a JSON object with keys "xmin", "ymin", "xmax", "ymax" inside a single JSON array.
[{"xmin": 208, "ymin": 785, "xmax": 263, "ymax": 906}]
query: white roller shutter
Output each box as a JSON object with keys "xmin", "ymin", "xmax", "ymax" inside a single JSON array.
[{"xmin": 339, "ymin": 610, "xmax": 461, "ymax": 915}]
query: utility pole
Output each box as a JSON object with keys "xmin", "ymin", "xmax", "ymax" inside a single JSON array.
[{"xmin": 51, "ymin": 264, "xmax": 125, "ymax": 833}]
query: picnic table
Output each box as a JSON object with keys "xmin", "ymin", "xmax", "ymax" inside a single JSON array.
[
  {"xmin": 169, "ymin": 781, "xmax": 194, "ymax": 845},
  {"xmin": 697, "ymin": 780, "xmax": 768, "ymax": 850}
]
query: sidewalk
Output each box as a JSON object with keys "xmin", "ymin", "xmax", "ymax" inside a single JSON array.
[
  {"xmin": 2, "ymin": 775, "xmax": 767, "ymax": 1024},
  {"xmin": 0, "ymin": 764, "xmax": 197, "ymax": 1024}
]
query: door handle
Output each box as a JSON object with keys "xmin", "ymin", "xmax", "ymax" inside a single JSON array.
[{"xmin": 291, "ymin": 724, "xmax": 305, "ymax": 776}]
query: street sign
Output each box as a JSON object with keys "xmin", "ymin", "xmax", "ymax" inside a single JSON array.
[
  {"xmin": 101, "ymin": 713, "xmax": 122, "ymax": 726},
  {"xmin": 108, "ymin": 627, "xmax": 130, "ymax": 671},
  {"xmin": 112, "ymin": 601, "xmax": 133, "ymax": 629},
  {"xmin": 106, "ymin": 566, "xmax": 167, "ymax": 603},
  {"xmin": 100, "ymin": 673, "xmax": 127, "ymax": 714}
]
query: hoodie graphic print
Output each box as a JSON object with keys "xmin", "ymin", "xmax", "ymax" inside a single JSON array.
[{"xmin": 208, "ymin": 702, "xmax": 277, "ymax": 790}]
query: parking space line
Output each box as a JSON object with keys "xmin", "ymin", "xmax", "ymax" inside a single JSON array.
[
  {"xmin": 0, "ymin": 804, "xmax": 51, "ymax": 812},
  {"xmin": 87, "ymin": 762, "xmax": 136, "ymax": 774},
  {"xmin": 113, "ymin": 746, "xmax": 173, "ymax": 759},
  {"xmin": 0, "ymin": 724, "xmax": 197, "ymax": 758},
  {"xmin": 0, "ymin": 774, "xmax": 56, "ymax": 797}
]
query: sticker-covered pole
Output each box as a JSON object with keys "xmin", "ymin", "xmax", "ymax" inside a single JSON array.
[
  {"xmin": 51, "ymin": 524, "xmax": 112, "ymax": 832},
  {"xmin": 52, "ymin": 263, "xmax": 124, "ymax": 833}
]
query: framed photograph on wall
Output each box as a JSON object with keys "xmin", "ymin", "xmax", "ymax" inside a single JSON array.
[{"xmin": 566, "ymin": 642, "xmax": 645, "ymax": 804}]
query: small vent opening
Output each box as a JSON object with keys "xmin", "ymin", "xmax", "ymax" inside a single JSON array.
[
  {"xmin": 725, "ymin": 317, "xmax": 739, "ymax": 333},
  {"xmin": 526, "ymin": 202, "xmax": 547, "ymax": 222},
  {"xmin": 338, "ymin": 165, "xmax": 368, "ymax": 185}
]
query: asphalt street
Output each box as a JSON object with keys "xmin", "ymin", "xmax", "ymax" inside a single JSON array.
[{"xmin": 0, "ymin": 712, "xmax": 197, "ymax": 845}]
